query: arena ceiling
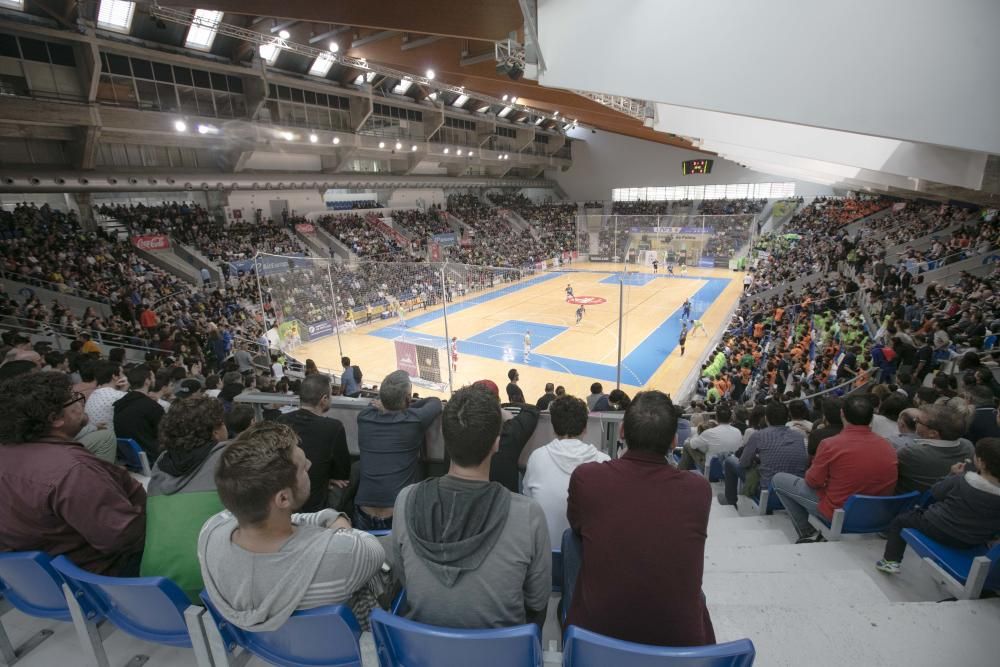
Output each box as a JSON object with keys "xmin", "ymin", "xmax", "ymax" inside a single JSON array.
[{"xmin": 55, "ymin": 0, "xmax": 690, "ymax": 149}]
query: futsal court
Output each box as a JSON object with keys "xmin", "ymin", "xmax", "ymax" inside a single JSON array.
[{"xmin": 293, "ymin": 261, "xmax": 745, "ymax": 401}]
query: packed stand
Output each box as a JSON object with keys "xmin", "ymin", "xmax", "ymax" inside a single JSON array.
[
  {"xmin": 487, "ymin": 192, "xmax": 579, "ymax": 257},
  {"xmin": 697, "ymin": 198, "xmax": 766, "ymax": 215},
  {"xmin": 390, "ymin": 208, "xmax": 452, "ymax": 250},
  {"xmin": 316, "ymin": 213, "xmax": 408, "ymax": 260}
]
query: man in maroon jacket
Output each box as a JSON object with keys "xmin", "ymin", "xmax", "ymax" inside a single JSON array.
[
  {"xmin": 0, "ymin": 371, "xmax": 147, "ymax": 575},
  {"xmin": 564, "ymin": 390, "xmax": 715, "ymax": 647}
]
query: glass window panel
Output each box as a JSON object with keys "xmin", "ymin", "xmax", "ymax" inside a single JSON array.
[
  {"xmin": 156, "ymin": 82, "xmax": 178, "ymax": 112},
  {"xmin": 277, "ymin": 85, "xmax": 291, "ymax": 101},
  {"xmin": 192, "ymin": 69, "xmax": 211, "ymax": 89},
  {"xmin": 687, "ymin": 186, "xmax": 704, "ymax": 200},
  {"xmin": 194, "ymin": 87, "xmax": 215, "ymax": 115},
  {"xmin": 288, "ymin": 103, "xmax": 307, "ymax": 126},
  {"xmin": 19, "ymin": 38, "xmax": 48, "ymax": 62},
  {"xmin": 47, "ymin": 43, "xmax": 75, "ymax": 67},
  {"xmin": 0, "ymin": 34, "xmax": 18, "ymax": 59},
  {"xmin": 227, "ymin": 76, "xmax": 242, "ymax": 94},
  {"xmin": 290, "ymin": 87, "xmax": 304, "ymax": 103},
  {"xmin": 173, "ymin": 66, "xmax": 192, "ymax": 86},
  {"xmin": 151, "ymin": 62, "xmax": 172, "ymax": 82},
  {"xmin": 303, "ymin": 90, "xmax": 316, "ymax": 105},
  {"xmin": 210, "ymin": 72, "xmax": 226, "ymax": 90},
  {"xmin": 231, "ymin": 94, "xmax": 247, "ymax": 118},
  {"xmin": 135, "ymin": 79, "xmax": 158, "ymax": 109},
  {"xmin": 177, "ymin": 85, "xmax": 198, "ymax": 115},
  {"xmin": 213, "ymin": 90, "xmax": 233, "ymax": 117}
]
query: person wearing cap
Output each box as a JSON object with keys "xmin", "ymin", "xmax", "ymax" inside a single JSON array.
[{"xmin": 467, "ymin": 379, "xmax": 540, "ymax": 493}]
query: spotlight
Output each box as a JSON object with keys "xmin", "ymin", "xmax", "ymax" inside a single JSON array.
[
  {"xmin": 309, "ymin": 134, "xmax": 318, "ymax": 143},
  {"xmin": 425, "ymin": 68, "xmax": 435, "ymax": 80},
  {"xmin": 411, "ymin": 145, "xmax": 418, "ymax": 151},
  {"xmin": 554, "ymin": 111, "xmax": 559, "ymax": 117},
  {"xmin": 329, "ymin": 42, "xmax": 339, "ymax": 53},
  {"xmin": 496, "ymin": 59, "xmax": 523, "ymax": 81},
  {"xmin": 278, "ymin": 30, "xmax": 290, "ymax": 40},
  {"xmin": 510, "ymin": 96, "xmax": 518, "ymax": 104},
  {"xmin": 502, "ymin": 94, "xmax": 509, "ymax": 101},
  {"xmin": 443, "ymin": 148, "xmax": 450, "ymax": 154},
  {"xmin": 468, "ymin": 151, "xmax": 474, "ymax": 157},
  {"xmin": 332, "ymin": 137, "xmax": 341, "ymax": 144},
  {"xmin": 378, "ymin": 141, "xmax": 386, "ymax": 148},
  {"xmin": 196, "ymin": 124, "xmax": 219, "ymax": 135},
  {"xmin": 395, "ymin": 142, "xmax": 402, "ymax": 150},
  {"xmin": 457, "ymin": 149, "xmax": 463, "ymax": 156},
  {"xmin": 174, "ymin": 120, "xmax": 187, "ymax": 132},
  {"xmin": 282, "ymin": 131, "xmax": 295, "ymax": 141}
]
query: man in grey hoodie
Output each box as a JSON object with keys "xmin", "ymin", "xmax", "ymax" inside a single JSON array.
[
  {"xmin": 386, "ymin": 384, "xmax": 551, "ymax": 629},
  {"xmin": 199, "ymin": 421, "xmax": 386, "ymax": 631}
]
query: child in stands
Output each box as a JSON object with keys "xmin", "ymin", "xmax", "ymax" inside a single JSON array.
[{"xmin": 877, "ymin": 437, "xmax": 1000, "ymax": 574}]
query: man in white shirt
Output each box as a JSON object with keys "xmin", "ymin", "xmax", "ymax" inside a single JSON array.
[
  {"xmin": 84, "ymin": 360, "xmax": 128, "ymax": 429},
  {"xmin": 523, "ymin": 395, "xmax": 609, "ymax": 545},
  {"xmin": 678, "ymin": 403, "xmax": 743, "ymax": 473}
]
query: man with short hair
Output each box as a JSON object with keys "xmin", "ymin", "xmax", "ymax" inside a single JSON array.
[
  {"xmin": 719, "ymin": 401, "xmax": 809, "ymax": 507},
  {"xmin": 965, "ymin": 385, "xmax": 1000, "ymax": 443},
  {"xmin": 278, "ymin": 374, "xmax": 351, "ymax": 513},
  {"xmin": 523, "ymin": 395, "xmax": 609, "ymax": 543},
  {"xmin": 678, "ymin": 403, "xmax": 742, "ymax": 472},
  {"xmin": 386, "ymin": 385, "xmax": 550, "ymax": 629},
  {"xmin": 84, "ymin": 360, "xmax": 128, "ymax": 429},
  {"xmin": 0, "ymin": 371, "xmax": 146, "ymax": 574},
  {"xmin": 113, "ymin": 364, "xmax": 166, "ymax": 457},
  {"xmin": 340, "ymin": 356, "xmax": 362, "ymax": 398},
  {"xmin": 888, "ymin": 408, "xmax": 921, "ymax": 450},
  {"xmin": 199, "ymin": 421, "xmax": 385, "ymax": 631},
  {"xmin": 505, "ymin": 368, "xmax": 525, "ymax": 403},
  {"xmin": 536, "ymin": 382, "xmax": 557, "ymax": 410},
  {"xmin": 586, "ymin": 382, "xmax": 607, "ymax": 411},
  {"xmin": 896, "ymin": 404, "xmax": 975, "ymax": 493},
  {"xmin": 565, "ymin": 390, "xmax": 715, "ymax": 647},
  {"xmin": 773, "ymin": 395, "xmax": 898, "ymax": 542},
  {"xmin": 355, "ymin": 370, "xmax": 442, "ymax": 530},
  {"xmin": 871, "ymin": 393, "xmax": 911, "ymax": 440}
]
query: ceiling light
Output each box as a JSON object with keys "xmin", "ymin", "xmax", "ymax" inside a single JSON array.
[
  {"xmin": 428, "ymin": 92, "xmax": 438, "ymax": 100},
  {"xmin": 282, "ymin": 131, "xmax": 295, "ymax": 141},
  {"xmin": 378, "ymin": 141, "xmax": 386, "ymax": 148},
  {"xmin": 329, "ymin": 42, "xmax": 339, "ymax": 53},
  {"xmin": 534, "ymin": 118, "xmax": 544, "ymax": 125},
  {"xmin": 309, "ymin": 52, "xmax": 335, "ymax": 77},
  {"xmin": 353, "ymin": 75, "xmax": 364, "ymax": 85},
  {"xmin": 452, "ymin": 94, "xmax": 469, "ymax": 108},
  {"xmin": 498, "ymin": 106, "xmax": 512, "ymax": 118},
  {"xmin": 476, "ymin": 105, "xmax": 489, "ymax": 113},
  {"xmin": 259, "ymin": 41, "xmax": 280, "ymax": 65},
  {"xmin": 457, "ymin": 149, "xmax": 463, "ymax": 156},
  {"xmin": 395, "ymin": 141, "xmax": 402, "ymax": 150},
  {"xmin": 365, "ymin": 71, "xmax": 376, "ymax": 83},
  {"xmin": 502, "ymin": 94, "xmax": 509, "ymax": 101},
  {"xmin": 468, "ymin": 151, "xmax": 474, "ymax": 157},
  {"xmin": 425, "ymin": 68, "xmax": 435, "ymax": 80},
  {"xmin": 553, "ymin": 111, "xmax": 559, "ymax": 117},
  {"xmin": 278, "ymin": 29, "xmax": 290, "ymax": 40},
  {"xmin": 309, "ymin": 134, "xmax": 318, "ymax": 143},
  {"xmin": 197, "ymin": 124, "xmax": 219, "ymax": 135},
  {"xmin": 332, "ymin": 137, "xmax": 341, "ymax": 144},
  {"xmin": 184, "ymin": 9, "xmax": 224, "ymax": 51},
  {"xmin": 174, "ymin": 120, "xmax": 187, "ymax": 132},
  {"xmin": 411, "ymin": 145, "xmax": 418, "ymax": 151},
  {"xmin": 443, "ymin": 148, "xmax": 449, "ymax": 154},
  {"xmin": 510, "ymin": 96, "xmax": 518, "ymax": 104},
  {"xmin": 393, "ymin": 79, "xmax": 413, "ymax": 95}
]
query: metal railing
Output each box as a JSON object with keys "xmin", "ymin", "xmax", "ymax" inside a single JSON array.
[{"xmin": 0, "ymin": 269, "xmax": 112, "ymax": 304}]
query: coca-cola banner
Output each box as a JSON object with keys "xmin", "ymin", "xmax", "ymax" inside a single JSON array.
[
  {"xmin": 131, "ymin": 234, "xmax": 171, "ymax": 251},
  {"xmin": 295, "ymin": 223, "xmax": 315, "ymax": 234}
]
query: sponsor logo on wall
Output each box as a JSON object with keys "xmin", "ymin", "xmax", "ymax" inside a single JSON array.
[{"xmin": 131, "ymin": 234, "xmax": 171, "ymax": 251}]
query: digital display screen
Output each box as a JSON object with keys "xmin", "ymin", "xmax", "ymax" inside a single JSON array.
[{"xmin": 682, "ymin": 159, "xmax": 714, "ymax": 175}]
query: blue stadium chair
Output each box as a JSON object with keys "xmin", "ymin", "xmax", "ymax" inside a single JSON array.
[
  {"xmin": 370, "ymin": 608, "xmax": 543, "ymax": 667},
  {"xmin": 562, "ymin": 625, "xmax": 756, "ymax": 667},
  {"xmin": 902, "ymin": 529, "xmax": 1000, "ymax": 600},
  {"xmin": 749, "ymin": 483, "xmax": 785, "ymax": 516},
  {"xmin": 703, "ymin": 454, "xmax": 724, "ymax": 483},
  {"xmin": 116, "ymin": 437, "xmax": 152, "ymax": 477},
  {"xmin": 807, "ymin": 491, "xmax": 920, "ymax": 541},
  {"xmin": 199, "ymin": 591, "xmax": 363, "ymax": 667},
  {"xmin": 0, "ymin": 551, "xmax": 107, "ymax": 664},
  {"xmin": 51, "ymin": 556, "xmax": 212, "ymax": 666}
]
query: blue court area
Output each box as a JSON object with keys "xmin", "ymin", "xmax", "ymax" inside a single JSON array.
[
  {"xmin": 599, "ymin": 273, "xmax": 707, "ymax": 287},
  {"xmin": 371, "ymin": 271, "xmax": 731, "ymax": 385}
]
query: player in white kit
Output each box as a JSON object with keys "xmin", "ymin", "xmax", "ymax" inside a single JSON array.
[
  {"xmin": 450, "ymin": 336, "xmax": 459, "ymax": 371},
  {"xmin": 523, "ymin": 330, "xmax": 531, "ymax": 361}
]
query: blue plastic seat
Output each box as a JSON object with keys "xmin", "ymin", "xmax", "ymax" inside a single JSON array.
[
  {"xmin": 562, "ymin": 625, "xmax": 755, "ymax": 667},
  {"xmin": 808, "ymin": 491, "xmax": 920, "ymax": 541},
  {"xmin": 51, "ymin": 555, "xmax": 211, "ymax": 664},
  {"xmin": 200, "ymin": 591, "xmax": 363, "ymax": 667},
  {"xmin": 370, "ymin": 608, "xmax": 543, "ymax": 667},
  {"xmin": 704, "ymin": 455, "xmax": 724, "ymax": 483},
  {"xmin": 552, "ymin": 549, "xmax": 564, "ymax": 593},
  {"xmin": 116, "ymin": 437, "xmax": 152, "ymax": 476},
  {"xmin": 0, "ymin": 552, "xmax": 73, "ymax": 622},
  {"xmin": 751, "ymin": 483, "xmax": 785, "ymax": 516},
  {"xmin": 902, "ymin": 529, "xmax": 1000, "ymax": 600}
]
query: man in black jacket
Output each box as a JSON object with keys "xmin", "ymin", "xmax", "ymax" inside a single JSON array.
[
  {"xmin": 113, "ymin": 364, "xmax": 165, "ymax": 458},
  {"xmin": 536, "ymin": 383, "xmax": 557, "ymax": 411},
  {"xmin": 277, "ymin": 374, "xmax": 351, "ymax": 512}
]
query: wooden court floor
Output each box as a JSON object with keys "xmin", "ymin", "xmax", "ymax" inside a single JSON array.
[{"xmin": 293, "ymin": 262, "xmax": 745, "ymax": 403}]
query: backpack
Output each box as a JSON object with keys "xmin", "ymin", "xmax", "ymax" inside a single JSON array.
[{"xmin": 352, "ymin": 365, "xmax": 362, "ymax": 384}]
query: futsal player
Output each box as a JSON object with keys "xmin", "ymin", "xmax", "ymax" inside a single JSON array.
[
  {"xmin": 682, "ymin": 299, "xmax": 692, "ymax": 321},
  {"xmin": 652, "ymin": 259, "xmax": 659, "ymax": 274},
  {"xmin": 524, "ymin": 330, "xmax": 532, "ymax": 361},
  {"xmin": 576, "ymin": 304, "xmax": 586, "ymax": 324},
  {"xmin": 396, "ymin": 301, "xmax": 407, "ymax": 328},
  {"xmin": 451, "ymin": 336, "xmax": 459, "ymax": 372},
  {"xmin": 667, "ymin": 263, "xmax": 674, "ymax": 275},
  {"xmin": 678, "ymin": 325, "xmax": 688, "ymax": 356},
  {"xmin": 566, "ymin": 283, "xmax": 574, "ymax": 301},
  {"xmin": 691, "ymin": 319, "xmax": 707, "ymax": 336}
]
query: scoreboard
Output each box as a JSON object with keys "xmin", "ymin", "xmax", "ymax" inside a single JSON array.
[{"xmin": 682, "ymin": 159, "xmax": 713, "ymax": 175}]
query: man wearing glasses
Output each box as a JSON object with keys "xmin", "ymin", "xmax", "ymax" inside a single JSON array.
[{"xmin": 0, "ymin": 371, "xmax": 147, "ymax": 575}]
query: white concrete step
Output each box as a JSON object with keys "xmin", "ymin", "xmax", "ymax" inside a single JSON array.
[
  {"xmin": 709, "ymin": 599, "xmax": 1000, "ymax": 667},
  {"xmin": 706, "ymin": 528, "xmax": 792, "ymax": 548},
  {"xmin": 703, "ymin": 569, "xmax": 889, "ymax": 608}
]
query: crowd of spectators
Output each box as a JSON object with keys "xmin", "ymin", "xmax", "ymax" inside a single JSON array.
[
  {"xmin": 487, "ymin": 192, "xmax": 580, "ymax": 258},
  {"xmin": 390, "ymin": 208, "xmax": 452, "ymax": 250},
  {"xmin": 317, "ymin": 213, "xmax": 407, "ymax": 259},
  {"xmin": 697, "ymin": 198, "xmax": 767, "ymax": 215}
]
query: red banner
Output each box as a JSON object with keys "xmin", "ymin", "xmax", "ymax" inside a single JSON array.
[
  {"xmin": 131, "ymin": 234, "xmax": 171, "ymax": 251},
  {"xmin": 366, "ymin": 213, "xmax": 407, "ymax": 245},
  {"xmin": 295, "ymin": 223, "xmax": 316, "ymax": 234},
  {"xmin": 430, "ymin": 242, "xmax": 441, "ymax": 261}
]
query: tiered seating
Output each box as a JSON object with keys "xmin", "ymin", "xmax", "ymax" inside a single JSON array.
[
  {"xmin": 698, "ymin": 198, "xmax": 766, "ymax": 215},
  {"xmin": 391, "ymin": 208, "xmax": 452, "ymax": 250},
  {"xmin": 317, "ymin": 213, "xmax": 407, "ymax": 259},
  {"xmin": 488, "ymin": 193, "xmax": 579, "ymax": 258}
]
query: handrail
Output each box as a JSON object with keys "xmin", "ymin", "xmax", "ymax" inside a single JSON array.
[{"xmin": 0, "ymin": 316, "xmax": 173, "ymax": 355}]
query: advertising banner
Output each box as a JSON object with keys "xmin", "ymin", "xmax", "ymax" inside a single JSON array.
[
  {"xmin": 326, "ymin": 201, "xmax": 355, "ymax": 210},
  {"xmin": 295, "ymin": 223, "xmax": 316, "ymax": 234},
  {"xmin": 432, "ymin": 232, "xmax": 458, "ymax": 246},
  {"xmin": 394, "ymin": 340, "xmax": 419, "ymax": 377},
  {"xmin": 131, "ymin": 234, "xmax": 171, "ymax": 251},
  {"xmin": 301, "ymin": 319, "xmax": 335, "ymax": 342},
  {"xmin": 228, "ymin": 254, "xmax": 309, "ymax": 276},
  {"xmin": 698, "ymin": 256, "xmax": 716, "ymax": 268}
]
